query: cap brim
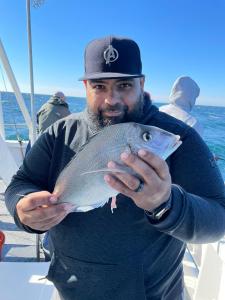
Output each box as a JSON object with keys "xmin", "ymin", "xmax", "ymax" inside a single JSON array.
[{"xmin": 79, "ymin": 73, "xmax": 144, "ymax": 81}]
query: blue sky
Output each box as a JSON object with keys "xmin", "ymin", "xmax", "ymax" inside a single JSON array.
[{"xmin": 0, "ymin": 0, "xmax": 225, "ymax": 106}]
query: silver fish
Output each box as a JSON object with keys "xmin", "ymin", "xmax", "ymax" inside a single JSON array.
[{"xmin": 54, "ymin": 122, "xmax": 182, "ymax": 212}]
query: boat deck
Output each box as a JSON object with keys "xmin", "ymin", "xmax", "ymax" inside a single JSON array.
[{"xmin": 0, "ymin": 180, "xmax": 45, "ymax": 262}]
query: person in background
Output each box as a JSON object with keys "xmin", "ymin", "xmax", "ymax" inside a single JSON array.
[
  {"xmin": 159, "ymin": 76, "xmax": 203, "ymax": 135},
  {"xmin": 37, "ymin": 91, "xmax": 71, "ymax": 134},
  {"xmin": 37, "ymin": 91, "xmax": 70, "ymax": 261},
  {"xmin": 4, "ymin": 36, "xmax": 225, "ymax": 300},
  {"xmin": 160, "ymin": 76, "xmax": 224, "ymax": 267},
  {"xmin": 159, "ymin": 76, "xmax": 225, "ymax": 162},
  {"xmin": 25, "ymin": 91, "xmax": 70, "ymax": 156}
]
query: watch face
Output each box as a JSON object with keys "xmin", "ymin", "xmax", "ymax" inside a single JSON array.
[
  {"xmin": 154, "ymin": 207, "xmax": 170, "ymax": 220},
  {"xmin": 145, "ymin": 197, "xmax": 172, "ymax": 220}
]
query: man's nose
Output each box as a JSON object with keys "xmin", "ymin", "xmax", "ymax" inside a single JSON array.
[{"xmin": 104, "ymin": 89, "xmax": 121, "ymax": 105}]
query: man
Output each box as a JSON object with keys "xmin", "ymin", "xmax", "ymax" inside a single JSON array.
[
  {"xmin": 159, "ymin": 76, "xmax": 203, "ymax": 135},
  {"xmin": 160, "ymin": 76, "xmax": 223, "ymax": 164},
  {"xmin": 5, "ymin": 36, "xmax": 225, "ymax": 300},
  {"xmin": 37, "ymin": 91, "xmax": 70, "ymax": 134},
  {"xmin": 160, "ymin": 76, "xmax": 205, "ymax": 268},
  {"xmin": 36, "ymin": 91, "xmax": 70, "ymax": 260}
]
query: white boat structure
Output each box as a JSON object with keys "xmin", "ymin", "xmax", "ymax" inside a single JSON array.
[
  {"xmin": 0, "ymin": 38, "xmax": 30, "ymax": 186},
  {"xmin": 0, "ymin": 1, "xmax": 225, "ymax": 299}
]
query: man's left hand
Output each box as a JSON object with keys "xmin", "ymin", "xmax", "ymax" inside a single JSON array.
[{"xmin": 104, "ymin": 149, "xmax": 171, "ymax": 211}]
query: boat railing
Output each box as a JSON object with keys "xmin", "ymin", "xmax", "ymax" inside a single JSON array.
[
  {"xmin": 1, "ymin": 123, "xmax": 28, "ymax": 129},
  {"xmin": 0, "ymin": 39, "xmax": 35, "ymax": 143}
]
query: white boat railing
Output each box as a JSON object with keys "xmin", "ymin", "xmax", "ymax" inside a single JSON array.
[
  {"xmin": 0, "ymin": 39, "xmax": 35, "ymax": 144},
  {"xmin": 0, "ymin": 92, "xmax": 5, "ymax": 138},
  {"xmin": 0, "ymin": 134, "xmax": 19, "ymax": 185},
  {"xmin": 0, "ymin": 123, "xmax": 28, "ymax": 129}
]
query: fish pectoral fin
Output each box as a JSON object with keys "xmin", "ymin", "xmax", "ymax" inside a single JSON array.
[
  {"xmin": 81, "ymin": 168, "xmax": 127, "ymax": 175},
  {"xmin": 75, "ymin": 206, "xmax": 96, "ymax": 212},
  {"xmin": 75, "ymin": 198, "xmax": 110, "ymax": 212},
  {"xmin": 111, "ymin": 196, "xmax": 117, "ymax": 213}
]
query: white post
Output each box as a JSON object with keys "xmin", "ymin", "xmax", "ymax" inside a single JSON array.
[
  {"xmin": 26, "ymin": 0, "xmax": 37, "ymax": 145},
  {"xmin": 0, "ymin": 133, "xmax": 19, "ymax": 185},
  {"xmin": 0, "ymin": 38, "xmax": 34, "ymax": 143},
  {"xmin": 0, "ymin": 92, "xmax": 5, "ymax": 139}
]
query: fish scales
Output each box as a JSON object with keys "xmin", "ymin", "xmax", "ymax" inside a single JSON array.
[{"xmin": 54, "ymin": 122, "xmax": 182, "ymax": 212}]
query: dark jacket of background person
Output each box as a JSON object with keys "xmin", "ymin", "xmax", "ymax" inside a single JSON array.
[
  {"xmin": 5, "ymin": 98, "xmax": 225, "ymax": 300},
  {"xmin": 159, "ymin": 76, "xmax": 203, "ymax": 135},
  {"xmin": 37, "ymin": 92, "xmax": 71, "ymax": 134}
]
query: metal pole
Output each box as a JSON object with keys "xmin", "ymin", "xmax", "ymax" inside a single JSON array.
[
  {"xmin": 27, "ymin": 0, "xmax": 45, "ymax": 262},
  {"xmin": 0, "ymin": 92, "xmax": 5, "ymax": 139},
  {"xmin": 27, "ymin": 0, "xmax": 39, "ymax": 261},
  {"xmin": 26, "ymin": 0, "xmax": 36, "ymax": 145},
  {"xmin": 0, "ymin": 39, "xmax": 33, "ymax": 134}
]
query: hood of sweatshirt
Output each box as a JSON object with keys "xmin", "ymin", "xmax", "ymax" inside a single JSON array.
[
  {"xmin": 169, "ymin": 76, "xmax": 200, "ymax": 112},
  {"xmin": 48, "ymin": 96, "xmax": 69, "ymax": 107}
]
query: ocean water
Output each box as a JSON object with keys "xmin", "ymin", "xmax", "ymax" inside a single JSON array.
[{"xmin": 1, "ymin": 92, "xmax": 225, "ymax": 180}]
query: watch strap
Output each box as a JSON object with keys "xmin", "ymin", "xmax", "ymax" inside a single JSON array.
[{"xmin": 144, "ymin": 194, "xmax": 172, "ymax": 221}]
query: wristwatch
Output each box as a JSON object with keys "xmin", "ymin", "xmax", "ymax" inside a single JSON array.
[{"xmin": 145, "ymin": 195, "xmax": 172, "ymax": 221}]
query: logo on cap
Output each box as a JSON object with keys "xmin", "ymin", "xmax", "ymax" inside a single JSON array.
[{"xmin": 103, "ymin": 45, "xmax": 119, "ymax": 64}]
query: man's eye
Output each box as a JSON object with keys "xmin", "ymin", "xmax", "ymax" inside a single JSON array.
[
  {"xmin": 118, "ymin": 83, "xmax": 132, "ymax": 89},
  {"xmin": 93, "ymin": 84, "xmax": 105, "ymax": 90}
]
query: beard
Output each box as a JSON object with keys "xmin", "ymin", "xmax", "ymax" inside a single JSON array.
[{"xmin": 87, "ymin": 92, "xmax": 145, "ymax": 130}]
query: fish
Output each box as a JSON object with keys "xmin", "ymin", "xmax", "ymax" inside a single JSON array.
[{"xmin": 53, "ymin": 122, "xmax": 182, "ymax": 212}]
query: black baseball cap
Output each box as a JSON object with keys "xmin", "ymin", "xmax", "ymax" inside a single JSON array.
[{"xmin": 79, "ymin": 36, "xmax": 144, "ymax": 80}]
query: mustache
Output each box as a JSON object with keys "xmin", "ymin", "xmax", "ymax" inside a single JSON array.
[{"xmin": 100, "ymin": 104, "xmax": 127, "ymax": 113}]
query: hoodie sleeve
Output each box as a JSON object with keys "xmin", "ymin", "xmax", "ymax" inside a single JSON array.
[
  {"xmin": 148, "ymin": 127, "xmax": 225, "ymax": 243},
  {"xmin": 4, "ymin": 126, "xmax": 56, "ymax": 233}
]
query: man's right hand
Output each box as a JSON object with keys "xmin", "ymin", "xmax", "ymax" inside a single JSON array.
[{"xmin": 16, "ymin": 191, "xmax": 74, "ymax": 231}]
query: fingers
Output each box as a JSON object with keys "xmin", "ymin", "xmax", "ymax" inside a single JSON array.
[
  {"xmin": 105, "ymin": 150, "xmax": 171, "ymax": 212},
  {"xmin": 107, "ymin": 161, "xmax": 140, "ymax": 191},
  {"xmin": 119, "ymin": 151, "xmax": 157, "ymax": 185},
  {"xmin": 20, "ymin": 202, "xmax": 74, "ymax": 224},
  {"xmin": 138, "ymin": 150, "xmax": 170, "ymax": 179},
  {"xmin": 16, "ymin": 191, "xmax": 75, "ymax": 231},
  {"xmin": 104, "ymin": 174, "xmax": 137, "ymax": 199},
  {"xmin": 18, "ymin": 191, "xmax": 58, "ymax": 212},
  {"xmin": 120, "ymin": 150, "xmax": 169, "ymax": 181},
  {"xmin": 27, "ymin": 210, "xmax": 69, "ymax": 231}
]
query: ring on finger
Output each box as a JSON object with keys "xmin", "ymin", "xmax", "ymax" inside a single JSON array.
[{"xmin": 134, "ymin": 180, "xmax": 144, "ymax": 193}]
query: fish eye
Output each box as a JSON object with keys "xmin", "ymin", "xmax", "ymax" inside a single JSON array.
[{"xmin": 142, "ymin": 132, "xmax": 152, "ymax": 142}]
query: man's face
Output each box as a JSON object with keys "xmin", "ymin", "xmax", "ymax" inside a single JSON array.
[{"xmin": 84, "ymin": 77, "xmax": 145, "ymax": 128}]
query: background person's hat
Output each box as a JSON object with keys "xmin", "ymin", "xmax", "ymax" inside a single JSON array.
[
  {"xmin": 79, "ymin": 36, "xmax": 144, "ymax": 80},
  {"xmin": 53, "ymin": 91, "xmax": 66, "ymax": 100}
]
